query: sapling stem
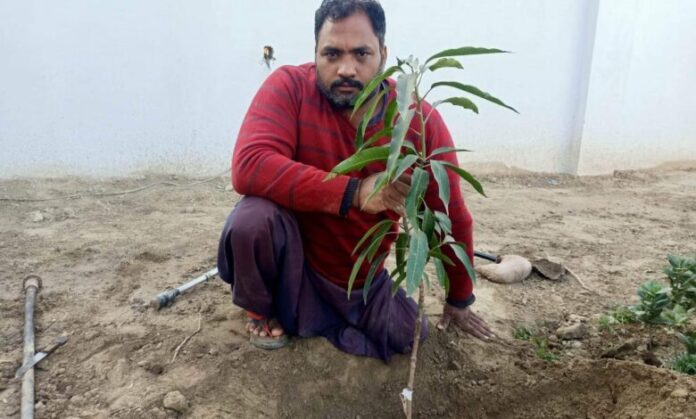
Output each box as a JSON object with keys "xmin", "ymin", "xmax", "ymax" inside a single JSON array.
[{"xmin": 402, "ymin": 281, "xmax": 425, "ymax": 419}]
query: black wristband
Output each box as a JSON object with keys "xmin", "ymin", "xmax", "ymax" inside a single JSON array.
[
  {"xmin": 446, "ymin": 293, "xmax": 476, "ymax": 309},
  {"xmin": 339, "ymin": 177, "xmax": 360, "ymax": 217}
]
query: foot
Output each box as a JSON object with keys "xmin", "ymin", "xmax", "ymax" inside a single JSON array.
[{"xmin": 246, "ymin": 312, "xmax": 289, "ymax": 350}]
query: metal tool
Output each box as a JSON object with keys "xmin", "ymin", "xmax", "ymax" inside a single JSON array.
[
  {"xmin": 151, "ymin": 267, "xmax": 219, "ymax": 310},
  {"xmin": 15, "ymin": 335, "xmax": 68, "ymax": 379},
  {"xmin": 152, "ymin": 253, "xmax": 505, "ymax": 310},
  {"xmin": 474, "ymin": 250, "xmax": 501, "ymax": 263},
  {"xmin": 20, "ymin": 275, "xmax": 41, "ymax": 419}
]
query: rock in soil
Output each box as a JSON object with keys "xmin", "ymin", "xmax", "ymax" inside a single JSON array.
[
  {"xmin": 163, "ymin": 391, "xmax": 188, "ymax": 413},
  {"xmin": 555, "ymin": 323, "xmax": 588, "ymax": 340}
]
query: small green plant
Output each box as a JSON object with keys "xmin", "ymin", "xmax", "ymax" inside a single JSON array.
[
  {"xmin": 600, "ymin": 255, "xmax": 696, "ymax": 330},
  {"xmin": 513, "ymin": 326, "xmax": 533, "ymax": 341},
  {"xmin": 630, "ymin": 281, "xmax": 671, "ymax": 323},
  {"xmin": 512, "ymin": 326, "xmax": 559, "ymax": 361},
  {"xmin": 664, "ymin": 254, "xmax": 696, "ymax": 310},
  {"xmin": 599, "ymin": 306, "xmax": 637, "ymax": 329},
  {"xmin": 661, "ymin": 304, "xmax": 694, "ymax": 327},
  {"xmin": 671, "ymin": 353, "xmax": 696, "ymax": 375},
  {"xmin": 532, "ymin": 337, "xmax": 559, "ymax": 362},
  {"xmin": 677, "ymin": 331, "xmax": 696, "ymax": 354},
  {"xmin": 328, "ymin": 46, "xmax": 516, "ymax": 419},
  {"xmin": 671, "ymin": 331, "xmax": 696, "ymax": 375}
]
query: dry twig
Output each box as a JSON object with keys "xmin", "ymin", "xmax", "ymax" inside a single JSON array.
[
  {"xmin": 565, "ymin": 267, "xmax": 595, "ymax": 293},
  {"xmin": 170, "ymin": 313, "xmax": 203, "ymax": 364}
]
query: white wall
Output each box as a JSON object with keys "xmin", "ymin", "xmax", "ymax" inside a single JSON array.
[
  {"xmin": 0, "ymin": 0, "xmax": 694, "ymax": 177},
  {"xmin": 577, "ymin": 0, "xmax": 696, "ymax": 174}
]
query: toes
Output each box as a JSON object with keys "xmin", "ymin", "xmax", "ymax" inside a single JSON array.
[{"xmin": 268, "ymin": 320, "xmax": 285, "ymax": 337}]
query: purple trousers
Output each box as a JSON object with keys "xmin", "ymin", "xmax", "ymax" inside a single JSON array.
[{"xmin": 217, "ymin": 196, "xmax": 428, "ymax": 362}]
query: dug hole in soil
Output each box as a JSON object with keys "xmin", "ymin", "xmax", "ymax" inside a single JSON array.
[{"xmin": 1, "ymin": 163, "xmax": 695, "ymax": 418}]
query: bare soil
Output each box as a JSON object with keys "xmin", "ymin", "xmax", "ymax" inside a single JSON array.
[{"xmin": 1, "ymin": 164, "xmax": 695, "ymax": 418}]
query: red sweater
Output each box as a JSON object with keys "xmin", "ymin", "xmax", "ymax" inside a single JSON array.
[{"xmin": 232, "ymin": 63, "xmax": 475, "ymax": 303}]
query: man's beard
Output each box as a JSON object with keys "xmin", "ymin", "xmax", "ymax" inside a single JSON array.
[
  {"xmin": 316, "ymin": 63, "xmax": 384, "ymax": 111},
  {"xmin": 316, "ymin": 77, "xmax": 365, "ymax": 110}
]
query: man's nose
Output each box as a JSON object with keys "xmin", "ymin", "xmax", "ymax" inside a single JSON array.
[{"xmin": 337, "ymin": 58, "xmax": 357, "ymax": 79}]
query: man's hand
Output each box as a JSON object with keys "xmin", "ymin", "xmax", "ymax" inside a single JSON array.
[
  {"xmin": 353, "ymin": 172, "xmax": 411, "ymax": 215},
  {"xmin": 437, "ymin": 303, "xmax": 495, "ymax": 340}
]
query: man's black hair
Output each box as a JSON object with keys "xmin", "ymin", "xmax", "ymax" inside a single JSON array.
[{"xmin": 314, "ymin": 0, "xmax": 386, "ymax": 47}]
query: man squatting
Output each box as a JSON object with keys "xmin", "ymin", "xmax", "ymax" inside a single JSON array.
[{"xmin": 217, "ymin": 0, "xmax": 494, "ymax": 361}]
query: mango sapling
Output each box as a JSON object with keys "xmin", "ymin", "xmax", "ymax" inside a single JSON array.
[{"xmin": 328, "ymin": 46, "xmax": 517, "ymax": 419}]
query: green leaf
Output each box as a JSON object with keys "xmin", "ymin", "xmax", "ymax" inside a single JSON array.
[
  {"xmin": 402, "ymin": 139, "xmax": 418, "ymax": 155},
  {"xmin": 406, "ymin": 229, "xmax": 429, "ymax": 295},
  {"xmin": 431, "ymin": 81, "xmax": 518, "ymax": 113},
  {"xmin": 434, "ymin": 211, "xmax": 452, "ymax": 234},
  {"xmin": 365, "ymin": 221, "xmax": 393, "ymax": 261},
  {"xmin": 429, "ymin": 146, "xmax": 471, "ymax": 158},
  {"xmin": 347, "ymin": 249, "xmax": 368, "ymax": 297},
  {"xmin": 363, "ymin": 252, "xmax": 389, "ymax": 303},
  {"xmin": 352, "ymin": 65, "xmax": 401, "ymax": 117},
  {"xmin": 443, "ymin": 162, "xmax": 486, "ymax": 197},
  {"xmin": 327, "ymin": 146, "xmax": 390, "ymax": 179},
  {"xmin": 428, "ymin": 58, "xmax": 463, "ymax": 72},
  {"xmin": 362, "ymin": 126, "xmax": 393, "ymax": 149},
  {"xmin": 405, "ymin": 167, "xmax": 429, "ymax": 227},
  {"xmin": 422, "ymin": 207, "xmax": 435, "ymax": 239},
  {"xmin": 358, "ymin": 88, "xmax": 389, "ymax": 143},
  {"xmin": 352, "ymin": 219, "xmax": 393, "ymax": 255},
  {"xmin": 391, "ymin": 272, "xmax": 406, "ymax": 295},
  {"xmin": 434, "ymin": 97, "xmax": 479, "ymax": 114},
  {"xmin": 430, "ymin": 160, "xmax": 450, "ymax": 210},
  {"xmin": 429, "ymin": 247, "xmax": 455, "ymax": 266},
  {"xmin": 449, "ymin": 241, "xmax": 477, "ymax": 284},
  {"xmin": 386, "ymin": 109, "xmax": 415, "ymax": 178},
  {"xmin": 384, "ymin": 96, "xmax": 398, "ymax": 128},
  {"xmin": 355, "ymin": 119, "xmax": 366, "ymax": 149},
  {"xmin": 396, "ymin": 73, "xmax": 417, "ymax": 115},
  {"xmin": 433, "ymin": 257, "xmax": 450, "ymax": 293},
  {"xmin": 395, "ymin": 232, "xmax": 408, "ymax": 273},
  {"xmin": 394, "ymin": 154, "xmax": 418, "ymax": 181},
  {"xmin": 426, "ymin": 46, "xmax": 508, "ymax": 64}
]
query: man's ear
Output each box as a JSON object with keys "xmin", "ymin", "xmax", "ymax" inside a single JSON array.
[{"xmin": 380, "ymin": 45, "xmax": 388, "ymax": 68}]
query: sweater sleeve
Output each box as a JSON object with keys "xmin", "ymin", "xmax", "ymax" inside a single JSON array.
[
  {"xmin": 232, "ymin": 66, "xmax": 351, "ymax": 214},
  {"xmin": 422, "ymin": 107, "xmax": 475, "ymax": 304}
]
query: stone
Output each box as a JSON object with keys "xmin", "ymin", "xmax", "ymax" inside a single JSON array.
[
  {"xmin": 163, "ymin": 391, "xmax": 188, "ymax": 413},
  {"xmin": 670, "ymin": 388, "xmax": 689, "ymax": 398},
  {"xmin": 30, "ymin": 211, "xmax": 45, "ymax": 222},
  {"xmin": 107, "ymin": 358, "xmax": 129, "ymax": 386},
  {"xmin": 447, "ymin": 360, "xmax": 462, "ymax": 371},
  {"xmin": 555, "ymin": 323, "xmax": 588, "ymax": 340}
]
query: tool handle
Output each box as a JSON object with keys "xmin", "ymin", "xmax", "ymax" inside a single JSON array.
[
  {"xmin": 474, "ymin": 250, "xmax": 501, "ymax": 263},
  {"xmin": 151, "ymin": 288, "xmax": 181, "ymax": 310}
]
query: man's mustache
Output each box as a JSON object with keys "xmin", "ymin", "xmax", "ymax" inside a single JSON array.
[{"xmin": 330, "ymin": 78, "xmax": 363, "ymax": 91}]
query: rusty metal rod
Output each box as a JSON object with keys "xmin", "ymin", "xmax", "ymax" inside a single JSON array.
[{"xmin": 21, "ymin": 275, "xmax": 41, "ymax": 419}]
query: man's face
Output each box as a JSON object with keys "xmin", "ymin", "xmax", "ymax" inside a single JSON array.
[{"xmin": 315, "ymin": 12, "xmax": 387, "ymax": 110}]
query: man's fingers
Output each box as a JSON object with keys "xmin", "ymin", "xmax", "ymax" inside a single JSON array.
[
  {"xmin": 437, "ymin": 312, "xmax": 452, "ymax": 331},
  {"xmin": 392, "ymin": 180, "xmax": 411, "ymax": 196},
  {"xmin": 397, "ymin": 173, "xmax": 412, "ymax": 185},
  {"xmin": 465, "ymin": 313, "xmax": 496, "ymax": 339}
]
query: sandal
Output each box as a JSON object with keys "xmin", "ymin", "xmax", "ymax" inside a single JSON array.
[{"xmin": 246, "ymin": 312, "xmax": 289, "ymax": 350}]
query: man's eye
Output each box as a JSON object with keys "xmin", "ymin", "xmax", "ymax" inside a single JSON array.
[{"xmin": 357, "ymin": 51, "xmax": 368, "ymax": 57}]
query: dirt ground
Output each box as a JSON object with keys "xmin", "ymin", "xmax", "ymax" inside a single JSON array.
[{"xmin": 1, "ymin": 163, "xmax": 695, "ymax": 418}]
